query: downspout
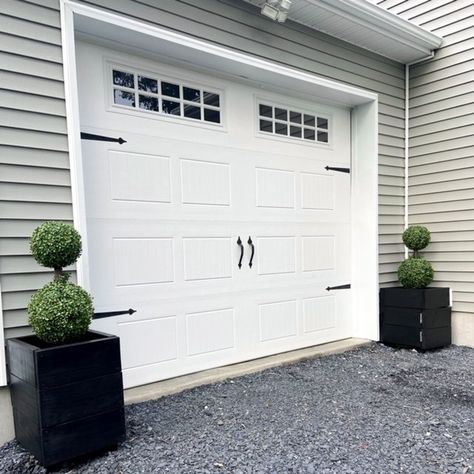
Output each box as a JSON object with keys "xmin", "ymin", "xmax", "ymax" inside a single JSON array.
[{"xmin": 404, "ymin": 52, "xmax": 435, "ymax": 258}]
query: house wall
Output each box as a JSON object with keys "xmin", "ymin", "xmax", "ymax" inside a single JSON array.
[
  {"xmin": 378, "ymin": 0, "xmax": 474, "ymax": 347},
  {"xmin": 0, "ymin": 0, "xmax": 406, "ymax": 347}
]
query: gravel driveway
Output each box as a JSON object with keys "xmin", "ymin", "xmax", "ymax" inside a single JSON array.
[{"xmin": 1, "ymin": 343, "xmax": 473, "ymax": 473}]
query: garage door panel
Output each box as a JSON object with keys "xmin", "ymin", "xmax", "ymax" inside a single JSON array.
[
  {"xmin": 180, "ymin": 158, "xmax": 231, "ymax": 206},
  {"xmin": 112, "ymin": 237, "xmax": 175, "ymax": 287},
  {"xmin": 301, "ymin": 172, "xmax": 335, "ymax": 210},
  {"xmin": 186, "ymin": 308, "xmax": 235, "ymax": 356},
  {"xmin": 183, "ymin": 237, "xmax": 233, "ymax": 281},
  {"xmin": 303, "ymin": 295, "xmax": 336, "ymax": 334},
  {"xmin": 109, "ymin": 150, "xmax": 172, "ymax": 204},
  {"xmin": 117, "ymin": 315, "xmax": 178, "ymax": 369},
  {"xmin": 256, "ymin": 167, "xmax": 296, "ymax": 209},
  {"xmin": 301, "ymin": 235, "xmax": 336, "ymax": 272},
  {"xmin": 259, "ymin": 299, "xmax": 298, "ymax": 342}
]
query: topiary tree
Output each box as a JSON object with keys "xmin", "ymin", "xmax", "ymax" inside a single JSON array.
[
  {"xmin": 397, "ymin": 225, "xmax": 434, "ymax": 288},
  {"xmin": 28, "ymin": 222, "xmax": 93, "ymax": 344}
]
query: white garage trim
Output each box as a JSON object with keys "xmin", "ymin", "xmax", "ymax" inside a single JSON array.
[{"xmin": 60, "ymin": 0, "xmax": 379, "ymax": 344}]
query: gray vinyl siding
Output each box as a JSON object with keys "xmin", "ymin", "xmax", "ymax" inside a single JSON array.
[
  {"xmin": 378, "ymin": 0, "xmax": 474, "ymax": 344},
  {"xmin": 0, "ymin": 0, "xmax": 406, "ymax": 339}
]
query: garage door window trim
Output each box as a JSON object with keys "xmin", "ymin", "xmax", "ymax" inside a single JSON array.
[{"xmin": 108, "ymin": 62, "xmax": 223, "ymax": 127}]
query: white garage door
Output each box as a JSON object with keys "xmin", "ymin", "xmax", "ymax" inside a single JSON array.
[{"xmin": 76, "ymin": 42, "xmax": 352, "ymax": 388}]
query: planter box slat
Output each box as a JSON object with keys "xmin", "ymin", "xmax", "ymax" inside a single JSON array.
[
  {"xmin": 380, "ymin": 287, "xmax": 449, "ymax": 309},
  {"xmin": 10, "ymin": 372, "xmax": 124, "ymax": 427},
  {"xmin": 42, "ymin": 408, "xmax": 125, "ymax": 467},
  {"xmin": 382, "ymin": 307, "xmax": 451, "ymax": 329}
]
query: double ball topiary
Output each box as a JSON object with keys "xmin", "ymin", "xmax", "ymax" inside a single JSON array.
[
  {"xmin": 398, "ymin": 225, "xmax": 434, "ymax": 288},
  {"xmin": 28, "ymin": 222, "xmax": 93, "ymax": 344}
]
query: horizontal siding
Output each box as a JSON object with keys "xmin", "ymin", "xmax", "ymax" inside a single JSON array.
[
  {"xmin": 0, "ymin": 0, "xmax": 406, "ymax": 339},
  {"xmin": 0, "ymin": 0, "xmax": 72, "ymax": 340}
]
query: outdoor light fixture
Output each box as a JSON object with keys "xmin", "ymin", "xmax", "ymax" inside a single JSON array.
[{"xmin": 261, "ymin": 0, "xmax": 291, "ymax": 23}]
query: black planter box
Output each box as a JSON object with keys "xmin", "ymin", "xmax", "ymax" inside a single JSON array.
[
  {"xmin": 7, "ymin": 330, "xmax": 126, "ymax": 467},
  {"xmin": 380, "ymin": 287, "xmax": 451, "ymax": 350}
]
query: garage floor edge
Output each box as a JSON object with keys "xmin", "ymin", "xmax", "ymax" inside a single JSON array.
[{"xmin": 124, "ymin": 337, "xmax": 370, "ymax": 405}]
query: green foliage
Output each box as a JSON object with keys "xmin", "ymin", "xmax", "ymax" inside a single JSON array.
[
  {"xmin": 28, "ymin": 275, "xmax": 93, "ymax": 344},
  {"xmin": 402, "ymin": 226, "xmax": 431, "ymax": 252},
  {"xmin": 28, "ymin": 222, "xmax": 93, "ymax": 344},
  {"xmin": 30, "ymin": 221, "xmax": 82, "ymax": 270},
  {"xmin": 398, "ymin": 257, "xmax": 434, "ymax": 289}
]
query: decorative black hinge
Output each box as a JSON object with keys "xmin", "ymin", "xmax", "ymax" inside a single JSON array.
[
  {"xmin": 326, "ymin": 284, "xmax": 351, "ymax": 291},
  {"xmin": 81, "ymin": 132, "xmax": 127, "ymax": 144},
  {"xmin": 93, "ymin": 308, "xmax": 136, "ymax": 319},
  {"xmin": 325, "ymin": 166, "xmax": 350, "ymax": 174}
]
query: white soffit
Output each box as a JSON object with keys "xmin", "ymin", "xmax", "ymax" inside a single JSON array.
[{"xmin": 244, "ymin": 0, "xmax": 443, "ymax": 63}]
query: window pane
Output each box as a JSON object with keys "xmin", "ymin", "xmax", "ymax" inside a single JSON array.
[
  {"xmin": 317, "ymin": 131, "xmax": 329, "ymax": 143},
  {"xmin": 204, "ymin": 108, "xmax": 221, "ymax": 123},
  {"xmin": 290, "ymin": 125, "xmax": 302, "ymax": 138},
  {"xmin": 162, "ymin": 82, "xmax": 180, "ymax": 98},
  {"xmin": 259, "ymin": 119, "xmax": 273, "ymax": 133},
  {"xmin": 162, "ymin": 100, "xmax": 180, "ymax": 115},
  {"xmin": 317, "ymin": 117, "xmax": 328, "ymax": 129},
  {"xmin": 183, "ymin": 87, "xmax": 201, "ymax": 102},
  {"xmin": 138, "ymin": 76, "xmax": 158, "ymax": 93},
  {"xmin": 184, "ymin": 104, "xmax": 201, "ymax": 120},
  {"xmin": 139, "ymin": 95, "xmax": 159, "ymax": 111},
  {"xmin": 304, "ymin": 128, "xmax": 315, "ymax": 140},
  {"xmin": 290, "ymin": 111, "xmax": 301, "ymax": 123},
  {"xmin": 113, "ymin": 70, "xmax": 134, "ymax": 88},
  {"xmin": 304, "ymin": 114, "xmax": 315, "ymax": 127},
  {"xmin": 259, "ymin": 104, "xmax": 272, "ymax": 118},
  {"xmin": 114, "ymin": 89, "xmax": 135, "ymax": 107},
  {"xmin": 275, "ymin": 122, "xmax": 288, "ymax": 135},
  {"xmin": 203, "ymin": 92, "xmax": 220, "ymax": 107},
  {"xmin": 274, "ymin": 108, "xmax": 288, "ymax": 121}
]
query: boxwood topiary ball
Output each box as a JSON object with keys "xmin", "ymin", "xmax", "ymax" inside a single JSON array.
[
  {"xmin": 398, "ymin": 257, "xmax": 434, "ymax": 288},
  {"xmin": 31, "ymin": 222, "xmax": 82, "ymax": 269},
  {"xmin": 28, "ymin": 276, "xmax": 93, "ymax": 344},
  {"xmin": 402, "ymin": 225, "xmax": 431, "ymax": 251}
]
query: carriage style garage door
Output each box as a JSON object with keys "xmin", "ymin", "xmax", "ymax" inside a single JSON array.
[{"xmin": 76, "ymin": 41, "xmax": 352, "ymax": 388}]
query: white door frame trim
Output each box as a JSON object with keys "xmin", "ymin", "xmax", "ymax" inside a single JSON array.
[{"xmin": 59, "ymin": 0, "xmax": 379, "ymax": 341}]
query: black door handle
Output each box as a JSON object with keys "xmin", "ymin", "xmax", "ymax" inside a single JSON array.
[
  {"xmin": 237, "ymin": 236, "xmax": 244, "ymax": 269},
  {"xmin": 248, "ymin": 236, "xmax": 255, "ymax": 268}
]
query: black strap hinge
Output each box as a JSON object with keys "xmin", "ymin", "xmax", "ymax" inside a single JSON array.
[
  {"xmin": 326, "ymin": 284, "xmax": 351, "ymax": 291},
  {"xmin": 93, "ymin": 308, "xmax": 136, "ymax": 319},
  {"xmin": 81, "ymin": 132, "xmax": 127, "ymax": 144},
  {"xmin": 325, "ymin": 166, "xmax": 350, "ymax": 174}
]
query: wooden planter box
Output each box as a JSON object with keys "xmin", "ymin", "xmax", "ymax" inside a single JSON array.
[
  {"xmin": 7, "ymin": 330, "xmax": 126, "ymax": 467},
  {"xmin": 380, "ymin": 287, "xmax": 451, "ymax": 350}
]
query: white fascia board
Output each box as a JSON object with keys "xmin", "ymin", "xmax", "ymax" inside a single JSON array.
[{"xmin": 308, "ymin": 0, "xmax": 443, "ymax": 53}]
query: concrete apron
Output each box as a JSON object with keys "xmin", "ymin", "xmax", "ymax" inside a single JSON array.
[
  {"xmin": 0, "ymin": 337, "xmax": 369, "ymax": 445},
  {"xmin": 124, "ymin": 338, "xmax": 369, "ymax": 404}
]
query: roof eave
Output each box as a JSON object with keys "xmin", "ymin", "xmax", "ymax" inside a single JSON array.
[{"xmin": 305, "ymin": 0, "xmax": 443, "ymax": 61}]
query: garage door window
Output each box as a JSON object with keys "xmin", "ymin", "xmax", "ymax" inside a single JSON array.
[
  {"xmin": 258, "ymin": 102, "xmax": 329, "ymax": 144},
  {"xmin": 112, "ymin": 68, "xmax": 221, "ymax": 124}
]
